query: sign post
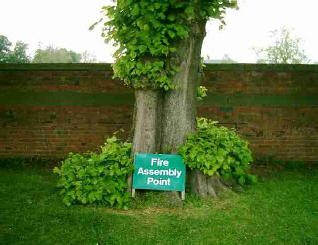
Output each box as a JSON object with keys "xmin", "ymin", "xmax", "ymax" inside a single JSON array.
[{"xmin": 132, "ymin": 153, "xmax": 186, "ymax": 200}]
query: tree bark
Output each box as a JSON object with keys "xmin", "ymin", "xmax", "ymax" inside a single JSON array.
[
  {"xmin": 160, "ymin": 20, "xmax": 223, "ymax": 200},
  {"xmin": 130, "ymin": 20, "xmax": 230, "ymax": 198},
  {"xmin": 187, "ymin": 169, "xmax": 229, "ymax": 197},
  {"xmin": 160, "ymin": 21, "xmax": 206, "ymax": 153},
  {"xmin": 128, "ymin": 89, "xmax": 163, "ymax": 191},
  {"xmin": 132, "ymin": 89, "xmax": 163, "ymax": 154}
]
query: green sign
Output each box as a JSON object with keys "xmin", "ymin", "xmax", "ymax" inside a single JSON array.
[{"xmin": 132, "ymin": 154, "xmax": 186, "ymax": 192}]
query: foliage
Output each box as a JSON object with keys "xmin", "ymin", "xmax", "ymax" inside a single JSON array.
[
  {"xmin": 33, "ymin": 46, "xmax": 82, "ymax": 63},
  {"xmin": 53, "ymin": 136, "xmax": 133, "ymax": 208},
  {"xmin": 0, "ymin": 35, "xmax": 12, "ymax": 62},
  {"xmin": 99, "ymin": 0, "xmax": 237, "ymax": 90},
  {"xmin": 0, "ymin": 35, "xmax": 30, "ymax": 63},
  {"xmin": 0, "ymin": 35, "xmax": 94, "ymax": 63},
  {"xmin": 8, "ymin": 41, "xmax": 30, "ymax": 63},
  {"xmin": 196, "ymin": 86, "xmax": 208, "ymax": 101},
  {"xmin": 81, "ymin": 50, "xmax": 97, "ymax": 63},
  {"xmin": 254, "ymin": 26, "xmax": 309, "ymax": 64},
  {"xmin": 179, "ymin": 118, "xmax": 256, "ymax": 185}
]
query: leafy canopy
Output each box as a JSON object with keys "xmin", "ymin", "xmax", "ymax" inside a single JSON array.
[
  {"xmin": 254, "ymin": 26, "xmax": 309, "ymax": 64},
  {"xmin": 33, "ymin": 46, "xmax": 82, "ymax": 63},
  {"xmin": 100, "ymin": 0, "xmax": 237, "ymax": 90},
  {"xmin": 0, "ymin": 35, "xmax": 30, "ymax": 63}
]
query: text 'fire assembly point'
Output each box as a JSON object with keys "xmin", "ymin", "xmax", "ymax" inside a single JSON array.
[{"xmin": 132, "ymin": 154, "xmax": 186, "ymax": 192}]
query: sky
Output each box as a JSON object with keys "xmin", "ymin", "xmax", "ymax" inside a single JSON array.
[{"xmin": 1, "ymin": 0, "xmax": 318, "ymax": 63}]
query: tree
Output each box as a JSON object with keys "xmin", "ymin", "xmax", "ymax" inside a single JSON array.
[
  {"xmin": 101, "ymin": 0, "xmax": 237, "ymax": 199},
  {"xmin": 0, "ymin": 35, "xmax": 11, "ymax": 62},
  {"xmin": 221, "ymin": 54, "xmax": 236, "ymax": 63},
  {"xmin": 8, "ymin": 41, "xmax": 30, "ymax": 63},
  {"xmin": 33, "ymin": 46, "xmax": 82, "ymax": 63},
  {"xmin": 254, "ymin": 27, "xmax": 309, "ymax": 64},
  {"xmin": 0, "ymin": 35, "xmax": 30, "ymax": 63},
  {"xmin": 81, "ymin": 50, "xmax": 97, "ymax": 63}
]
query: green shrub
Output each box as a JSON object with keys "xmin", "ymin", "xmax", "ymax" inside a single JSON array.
[
  {"xmin": 179, "ymin": 118, "xmax": 257, "ymax": 185},
  {"xmin": 53, "ymin": 136, "xmax": 133, "ymax": 209}
]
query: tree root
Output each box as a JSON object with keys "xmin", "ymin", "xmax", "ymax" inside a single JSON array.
[{"xmin": 187, "ymin": 169, "xmax": 237, "ymax": 197}]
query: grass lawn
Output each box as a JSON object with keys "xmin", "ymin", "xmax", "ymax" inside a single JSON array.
[{"xmin": 0, "ymin": 164, "xmax": 317, "ymax": 245}]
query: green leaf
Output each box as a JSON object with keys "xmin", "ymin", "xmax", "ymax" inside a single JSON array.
[
  {"xmin": 185, "ymin": 6, "xmax": 194, "ymax": 15},
  {"xmin": 238, "ymin": 176, "xmax": 246, "ymax": 186}
]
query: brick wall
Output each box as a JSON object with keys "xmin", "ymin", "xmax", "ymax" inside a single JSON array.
[{"xmin": 1, "ymin": 63, "xmax": 317, "ymax": 163}]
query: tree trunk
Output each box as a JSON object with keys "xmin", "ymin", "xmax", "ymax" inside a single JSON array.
[
  {"xmin": 130, "ymin": 20, "xmax": 230, "ymax": 198},
  {"xmin": 128, "ymin": 89, "xmax": 163, "ymax": 191},
  {"xmin": 187, "ymin": 170, "xmax": 229, "ymax": 197},
  {"xmin": 157, "ymin": 20, "xmax": 206, "ymax": 202},
  {"xmin": 160, "ymin": 20, "xmax": 230, "ymax": 198},
  {"xmin": 132, "ymin": 89, "xmax": 163, "ymax": 154}
]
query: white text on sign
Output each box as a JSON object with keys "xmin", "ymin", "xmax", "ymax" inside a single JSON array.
[{"xmin": 137, "ymin": 158, "xmax": 182, "ymax": 186}]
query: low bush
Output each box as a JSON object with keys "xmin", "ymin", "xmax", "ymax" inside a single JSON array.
[
  {"xmin": 53, "ymin": 136, "xmax": 133, "ymax": 209},
  {"xmin": 179, "ymin": 118, "xmax": 257, "ymax": 185}
]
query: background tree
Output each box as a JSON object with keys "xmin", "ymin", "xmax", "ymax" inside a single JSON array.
[
  {"xmin": 69, "ymin": 50, "xmax": 82, "ymax": 63},
  {"xmin": 0, "ymin": 35, "xmax": 30, "ymax": 63},
  {"xmin": 33, "ymin": 46, "xmax": 82, "ymax": 63},
  {"xmin": 8, "ymin": 41, "xmax": 30, "ymax": 63},
  {"xmin": 101, "ymin": 0, "xmax": 237, "ymax": 199},
  {"xmin": 221, "ymin": 54, "xmax": 236, "ymax": 63},
  {"xmin": 254, "ymin": 26, "xmax": 309, "ymax": 64},
  {"xmin": 81, "ymin": 50, "xmax": 97, "ymax": 63},
  {"xmin": 0, "ymin": 35, "xmax": 11, "ymax": 62}
]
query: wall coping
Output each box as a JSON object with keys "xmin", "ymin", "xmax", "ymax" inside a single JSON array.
[
  {"xmin": 0, "ymin": 63, "xmax": 113, "ymax": 71},
  {"xmin": 0, "ymin": 63, "xmax": 317, "ymax": 72},
  {"xmin": 204, "ymin": 63, "xmax": 318, "ymax": 72}
]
